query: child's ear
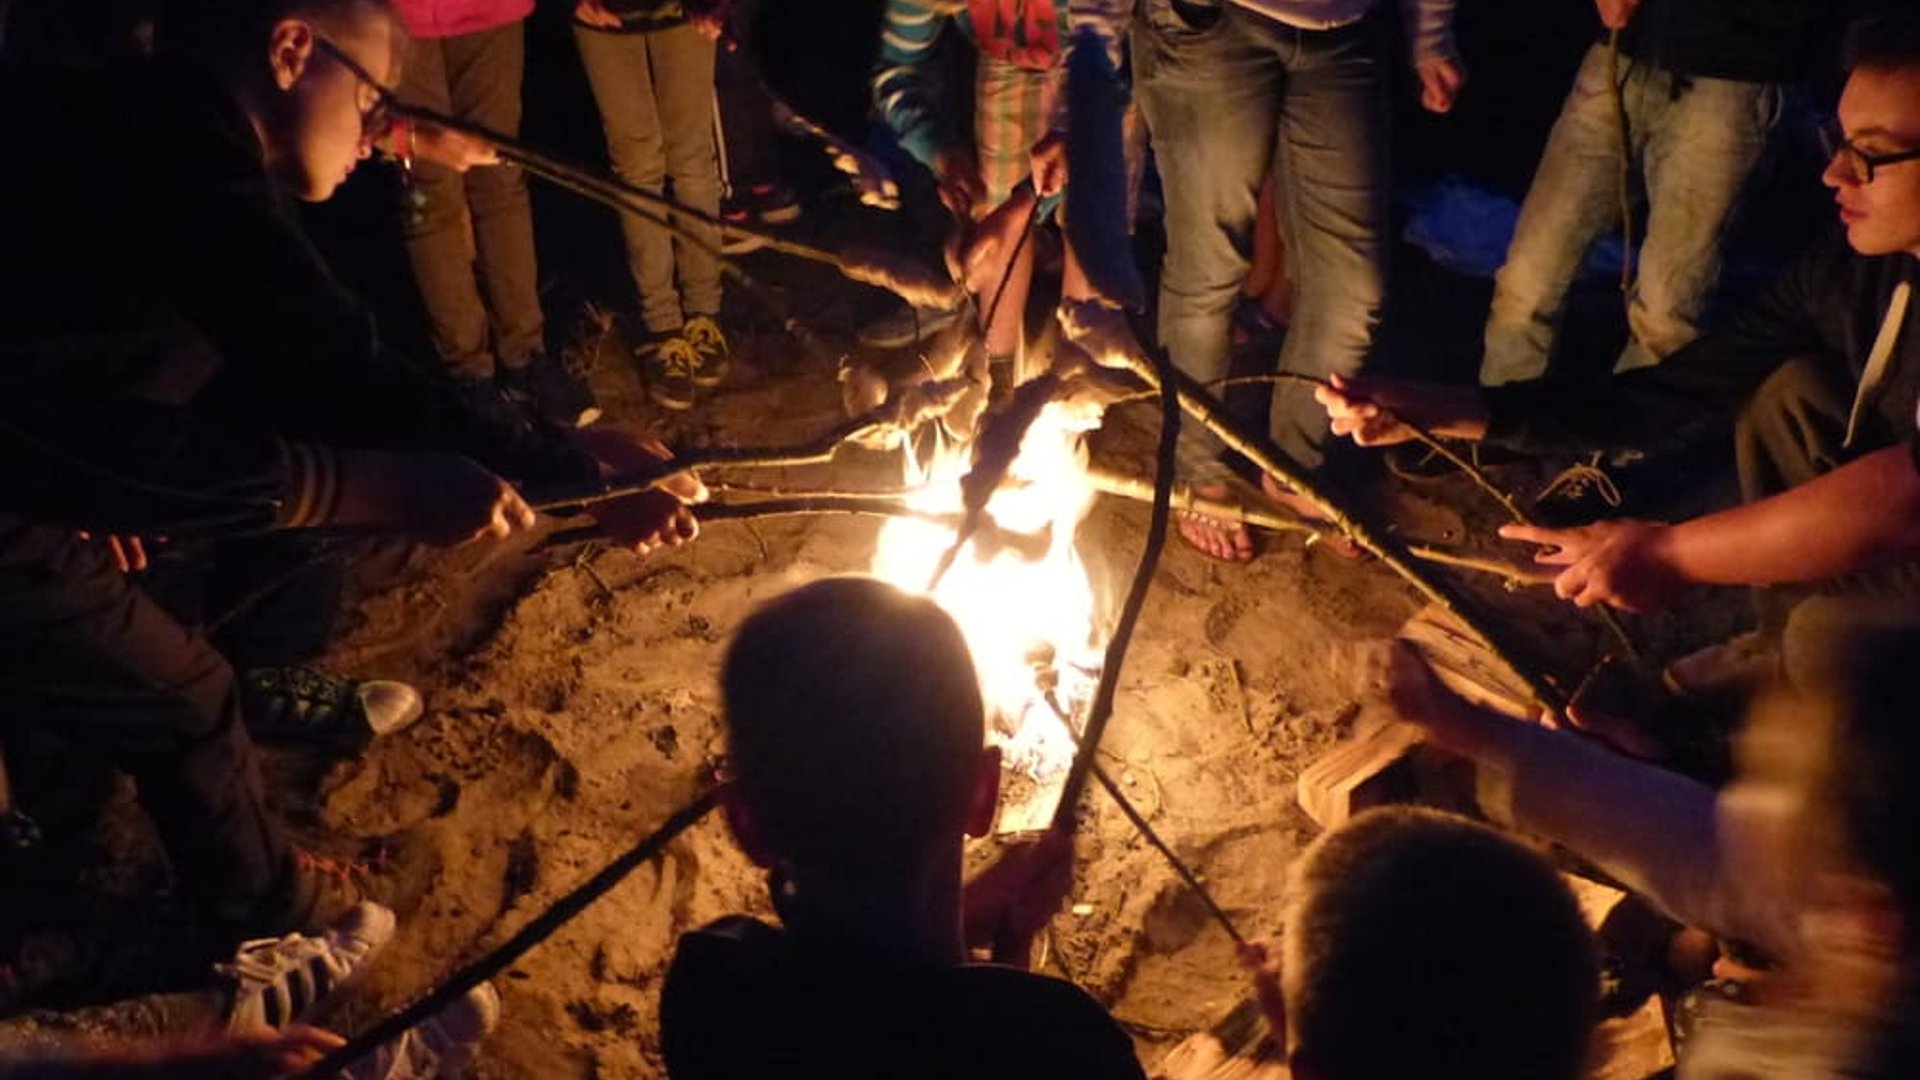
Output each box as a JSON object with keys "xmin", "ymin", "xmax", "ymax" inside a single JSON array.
[
  {"xmin": 720, "ymin": 781, "xmax": 779, "ymax": 868},
  {"xmin": 963, "ymin": 745, "xmax": 1002, "ymax": 838},
  {"xmin": 266, "ymin": 18, "xmax": 317, "ymax": 92}
]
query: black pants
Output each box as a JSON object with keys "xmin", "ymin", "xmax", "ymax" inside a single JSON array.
[
  {"xmin": 715, "ymin": 0, "xmax": 780, "ymax": 195},
  {"xmin": 0, "ymin": 521, "xmax": 296, "ymax": 930},
  {"xmin": 1734, "ymin": 358, "xmax": 1920, "ymax": 630}
]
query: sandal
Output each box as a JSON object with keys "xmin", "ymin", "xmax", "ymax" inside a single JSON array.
[{"xmin": 1175, "ymin": 483, "xmax": 1257, "ymax": 563}]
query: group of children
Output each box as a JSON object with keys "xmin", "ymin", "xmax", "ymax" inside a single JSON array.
[{"xmin": 1, "ymin": 0, "xmax": 1919, "ymax": 1073}]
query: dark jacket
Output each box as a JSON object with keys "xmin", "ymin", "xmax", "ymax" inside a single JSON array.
[
  {"xmin": 1614, "ymin": 0, "xmax": 1840, "ymax": 84},
  {"xmin": 1485, "ymin": 231, "xmax": 1918, "ymax": 459},
  {"xmin": 0, "ymin": 59, "xmax": 593, "ymax": 536},
  {"xmin": 660, "ymin": 915, "xmax": 1147, "ymax": 1080}
]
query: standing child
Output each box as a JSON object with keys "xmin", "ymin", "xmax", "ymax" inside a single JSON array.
[
  {"xmin": 392, "ymin": 0, "xmax": 601, "ymax": 428},
  {"xmin": 574, "ymin": 0, "xmax": 731, "ymax": 412}
]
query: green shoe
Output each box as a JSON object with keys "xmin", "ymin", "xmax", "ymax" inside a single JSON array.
[
  {"xmin": 635, "ymin": 332, "xmax": 699, "ymax": 411},
  {"xmin": 242, "ymin": 666, "xmax": 424, "ymax": 752},
  {"xmin": 683, "ymin": 314, "xmax": 731, "ymax": 388}
]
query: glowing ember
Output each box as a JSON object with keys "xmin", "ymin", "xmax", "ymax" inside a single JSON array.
[{"xmin": 870, "ymin": 402, "xmax": 1106, "ymax": 826}]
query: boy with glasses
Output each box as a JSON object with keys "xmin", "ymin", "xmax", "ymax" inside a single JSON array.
[
  {"xmin": 1316, "ymin": 14, "xmax": 1920, "ymax": 698},
  {"xmin": 0, "ymin": 0, "xmax": 703, "ymax": 961}
]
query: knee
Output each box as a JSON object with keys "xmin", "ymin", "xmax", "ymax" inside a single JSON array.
[
  {"xmin": 462, "ymin": 163, "xmax": 529, "ymax": 213},
  {"xmin": 1737, "ymin": 358, "xmax": 1844, "ymax": 434}
]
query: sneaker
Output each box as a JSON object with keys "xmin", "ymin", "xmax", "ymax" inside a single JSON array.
[
  {"xmin": 857, "ymin": 302, "xmax": 963, "ymax": 349},
  {"xmin": 344, "ymin": 982, "xmax": 501, "ymax": 1079},
  {"xmin": 242, "ymin": 666, "xmax": 425, "ymax": 752},
  {"xmin": 501, "ymin": 352, "xmax": 600, "ymax": 429},
  {"xmin": 683, "ymin": 314, "xmax": 731, "ymax": 388},
  {"xmin": 448, "ymin": 376, "xmax": 535, "ymax": 439},
  {"xmin": 748, "ymin": 181, "xmax": 803, "ymax": 225},
  {"xmin": 1533, "ymin": 452, "xmax": 1624, "ymax": 526},
  {"xmin": 1662, "ymin": 631, "xmax": 1779, "ymax": 701},
  {"xmin": 219, "ymin": 901, "xmax": 396, "ymax": 1032},
  {"xmin": 634, "ymin": 332, "xmax": 699, "ymax": 411}
]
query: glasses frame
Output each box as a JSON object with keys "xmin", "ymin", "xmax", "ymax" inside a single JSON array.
[
  {"xmin": 1820, "ymin": 121, "xmax": 1920, "ymax": 184},
  {"xmin": 312, "ymin": 35, "xmax": 399, "ymax": 140}
]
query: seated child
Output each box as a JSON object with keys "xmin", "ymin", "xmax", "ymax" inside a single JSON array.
[
  {"xmin": 1376, "ymin": 598, "xmax": 1920, "ymax": 1078},
  {"xmin": 1240, "ymin": 806, "xmax": 1600, "ymax": 1080},
  {"xmin": 659, "ymin": 576, "xmax": 1145, "ymax": 1079}
]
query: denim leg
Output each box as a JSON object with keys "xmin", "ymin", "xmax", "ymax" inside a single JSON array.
[
  {"xmin": 1136, "ymin": 0, "xmax": 1280, "ymax": 480},
  {"xmin": 1265, "ymin": 17, "xmax": 1389, "ymax": 473},
  {"xmin": 1620, "ymin": 73, "xmax": 1780, "ymax": 373},
  {"xmin": 1481, "ymin": 45, "xmax": 1631, "ymax": 387},
  {"xmin": 575, "ymin": 26, "xmax": 681, "ymax": 334}
]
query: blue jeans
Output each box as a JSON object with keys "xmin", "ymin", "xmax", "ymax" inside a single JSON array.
[
  {"xmin": 1481, "ymin": 44, "xmax": 1782, "ymax": 386},
  {"xmin": 1136, "ymin": 0, "xmax": 1389, "ymax": 478}
]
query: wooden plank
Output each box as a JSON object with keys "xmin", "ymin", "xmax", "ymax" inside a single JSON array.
[
  {"xmin": 1294, "ymin": 717, "xmax": 1425, "ymax": 831},
  {"xmin": 1399, "ymin": 603, "xmax": 1542, "ymax": 720}
]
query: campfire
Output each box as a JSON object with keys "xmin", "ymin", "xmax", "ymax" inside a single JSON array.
[{"xmin": 869, "ymin": 398, "xmax": 1108, "ymax": 832}]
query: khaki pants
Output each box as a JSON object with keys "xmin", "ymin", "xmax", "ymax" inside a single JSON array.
[
  {"xmin": 400, "ymin": 21, "xmax": 545, "ymax": 380},
  {"xmin": 1734, "ymin": 359, "xmax": 1920, "ymax": 630},
  {"xmin": 575, "ymin": 23, "xmax": 723, "ymax": 335}
]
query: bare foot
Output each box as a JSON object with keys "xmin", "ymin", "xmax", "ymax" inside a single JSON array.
[
  {"xmin": 1258, "ymin": 474, "xmax": 1365, "ymax": 559},
  {"xmin": 1176, "ymin": 483, "xmax": 1255, "ymax": 562}
]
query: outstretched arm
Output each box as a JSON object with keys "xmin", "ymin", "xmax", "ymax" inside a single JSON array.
[
  {"xmin": 1502, "ymin": 445, "xmax": 1920, "ymax": 610},
  {"xmin": 1372, "ymin": 642, "xmax": 1800, "ymax": 957}
]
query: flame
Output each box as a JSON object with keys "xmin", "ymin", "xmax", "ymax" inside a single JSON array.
[{"xmin": 870, "ymin": 402, "xmax": 1105, "ymax": 825}]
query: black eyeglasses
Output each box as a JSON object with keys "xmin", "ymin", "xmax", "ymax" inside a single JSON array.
[
  {"xmin": 313, "ymin": 35, "xmax": 398, "ymax": 139},
  {"xmin": 1820, "ymin": 120, "xmax": 1920, "ymax": 184}
]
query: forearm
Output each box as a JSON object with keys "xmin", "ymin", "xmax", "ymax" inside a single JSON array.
[
  {"xmin": 1661, "ymin": 446, "xmax": 1920, "ymax": 587},
  {"xmin": 1398, "ymin": 0, "xmax": 1460, "ymax": 63},
  {"xmin": 873, "ymin": 0, "xmax": 957, "ymax": 172},
  {"xmin": 1422, "ymin": 702, "xmax": 1791, "ymax": 954}
]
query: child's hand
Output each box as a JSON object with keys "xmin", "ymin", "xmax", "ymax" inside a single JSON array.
[
  {"xmin": 963, "ymin": 828, "xmax": 1074, "ymax": 965},
  {"xmin": 570, "ymin": 430, "xmax": 708, "ymax": 555},
  {"xmin": 1029, "ymin": 131, "xmax": 1068, "ymax": 198},
  {"xmin": 1238, "ymin": 939, "xmax": 1288, "ymax": 1036},
  {"xmin": 574, "ymin": 0, "xmax": 623, "ymax": 28},
  {"xmin": 689, "ymin": 0, "xmax": 731, "ymax": 41}
]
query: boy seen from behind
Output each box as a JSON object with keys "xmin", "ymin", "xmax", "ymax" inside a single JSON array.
[{"xmin": 660, "ymin": 576, "xmax": 1145, "ymax": 1080}]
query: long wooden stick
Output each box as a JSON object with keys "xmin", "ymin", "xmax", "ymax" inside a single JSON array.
[
  {"xmin": 1107, "ymin": 356, "xmax": 1571, "ymax": 712},
  {"xmin": 525, "ymin": 378, "xmax": 973, "ymax": 511},
  {"xmin": 1113, "ymin": 372, "xmax": 1640, "ymax": 659}
]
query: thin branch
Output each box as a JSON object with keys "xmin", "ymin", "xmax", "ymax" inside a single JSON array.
[
  {"xmin": 290, "ymin": 791, "xmax": 719, "ymax": 1080},
  {"xmin": 394, "ymin": 103, "xmax": 960, "ymax": 319},
  {"xmin": 1264, "ymin": 372, "xmax": 1531, "ymax": 526},
  {"xmin": 1101, "ymin": 355, "xmax": 1572, "ymax": 712},
  {"xmin": 1113, "ymin": 372, "xmax": 1640, "ymax": 660},
  {"xmin": 1403, "ymin": 544, "xmax": 1557, "ymax": 588},
  {"xmin": 540, "ymin": 497, "xmax": 967, "ymax": 548},
  {"xmin": 524, "ymin": 378, "xmax": 973, "ymax": 511}
]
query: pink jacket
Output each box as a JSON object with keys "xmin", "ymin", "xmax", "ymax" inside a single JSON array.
[{"xmin": 392, "ymin": 0, "xmax": 534, "ymax": 39}]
